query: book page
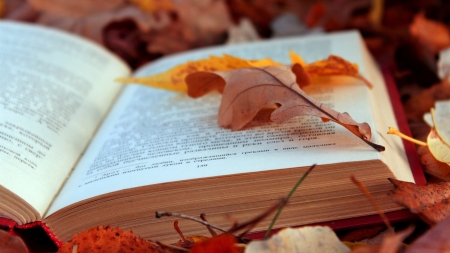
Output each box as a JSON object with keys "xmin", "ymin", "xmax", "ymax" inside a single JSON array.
[
  {"xmin": 0, "ymin": 21, "xmax": 130, "ymax": 218},
  {"xmin": 47, "ymin": 31, "xmax": 387, "ymax": 214}
]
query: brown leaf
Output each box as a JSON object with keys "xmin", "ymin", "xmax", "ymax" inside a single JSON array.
[
  {"xmin": 0, "ymin": 230, "xmax": 28, "ymax": 253},
  {"xmin": 186, "ymin": 64, "xmax": 373, "ymax": 144},
  {"xmin": 389, "ymin": 178, "xmax": 450, "ymax": 225},
  {"xmin": 418, "ymin": 145, "xmax": 450, "ymax": 181},
  {"xmin": 406, "ymin": 215, "xmax": 450, "ymax": 253},
  {"xmin": 409, "ymin": 12, "xmax": 450, "ymax": 55}
]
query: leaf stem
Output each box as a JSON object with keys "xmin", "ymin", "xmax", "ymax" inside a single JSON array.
[
  {"xmin": 387, "ymin": 127, "xmax": 427, "ymax": 146},
  {"xmin": 264, "ymin": 164, "xmax": 316, "ymax": 239},
  {"xmin": 351, "ymin": 175, "xmax": 394, "ymax": 234},
  {"xmin": 155, "ymin": 211, "xmax": 229, "ymax": 233}
]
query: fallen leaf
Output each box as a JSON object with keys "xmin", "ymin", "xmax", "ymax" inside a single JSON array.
[
  {"xmin": 245, "ymin": 226, "xmax": 350, "ymax": 253},
  {"xmin": 247, "ymin": 58, "xmax": 283, "ymax": 67},
  {"xmin": 304, "ymin": 55, "xmax": 373, "ymax": 88},
  {"xmin": 0, "ymin": 230, "xmax": 28, "ymax": 253},
  {"xmin": 427, "ymin": 129, "xmax": 450, "ymax": 163},
  {"xmin": 418, "ymin": 145, "xmax": 450, "ymax": 181},
  {"xmin": 117, "ymin": 54, "xmax": 253, "ymax": 92},
  {"xmin": 57, "ymin": 226, "xmax": 158, "ymax": 253},
  {"xmin": 189, "ymin": 234, "xmax": 239, "ymax": 253},
  {"xmin": 389, "ymin": 179, "xmax": 450, "ymax": 225},
  {"xmin": 406, "ymin": 215, "xmax": 450, "ymax": 253},
  {"xmin": 409, "ymin": 12, "xmax": 450, "ymax": 55},
  {"xmin": 289, "ymin": 50, "xmax": 307, "ymax": 66},
  {"xmin": 429, "ymin": 100, "xmax": 450, "ymax": 146},
  {"xmin": 186, "ymin": 64, "xmax": 375, "ymax": 146}
]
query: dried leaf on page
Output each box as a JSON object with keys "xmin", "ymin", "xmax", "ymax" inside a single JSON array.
[
  {"xmin": 186, "ymin": 64, "xmax": 376, "ymax": 147},
  {"xmin": 117, "ymin": 54, "xmax": 253, "ymax": 92},
  {"xmin": 304, "ymin": 55, "xmax": 373, "ymax": 88}
]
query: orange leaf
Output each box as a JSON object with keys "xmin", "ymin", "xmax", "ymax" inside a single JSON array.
[
  {"xmin": 186, "ymin": 64, "xmax": 376, "ymax": 146},
  {"xmin": 189, "ymin": 234, "xmax": 238, "ymax": 253},
  {"xmin": 305, "ymin": 55, "xmax": 373, "ymax": 88},
  {"xmin": 57, "ymin": 226, "xmax": 158, "ymax": 253},
  {"xmin": 389, "ymin": 179, "xmax": 450, "ymax": 225}
]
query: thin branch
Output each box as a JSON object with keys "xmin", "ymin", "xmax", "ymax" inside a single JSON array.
[{"xmin": 155, "ymin": 212, "xmax": 229, "ymax": 233}]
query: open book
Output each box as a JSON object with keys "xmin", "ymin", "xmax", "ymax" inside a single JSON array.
[{"xmin": 0, "ymin": 21, "xmax": 424, "ymax": 246}]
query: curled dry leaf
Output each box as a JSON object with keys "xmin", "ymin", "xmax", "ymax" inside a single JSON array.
[
  {"xmin": 245, "ymin": 226, "xmax": 350, "ymax": 253},
  {"xmin": 57, "ymin": 226, "xmax": 158, "ymax": 253},
  {"xmin": 389, "ymin": 179, "xmax": 450, "ymax": 225},
  {"xmin": 0, "ymin": 230, "xmax": 28, "ymax": 253},
  {"xmin": 186, "ymin": 64, "xmax": 377, "ymax": 148},
  {"xmin": 303, "ymin": 55, "xmax": 373, "ymax": 88}
]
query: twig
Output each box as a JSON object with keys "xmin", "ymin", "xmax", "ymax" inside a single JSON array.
[
  {"xmin": 351, "ymin": 175, "xmax": 394, "ymax": 234},
  {"xmin": 156, "ymin": 211, "xmax": 229, "ymax": 233},
  {"xmin": 200, "ymin": 213, "xmax": 218, "ymax": 237}
]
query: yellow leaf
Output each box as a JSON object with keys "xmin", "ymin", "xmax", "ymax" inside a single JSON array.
[
  {"xmin": 289, "ymin": 50, "xmax": 307, "ymax": 66},
  {"xmin": 116, "ymin": 54, "xmax": 252, "ymax": 92},
  {"xmin": 247, "ymin": 58, "xmax": 283, "ymax": 67},
  {"xmin": 428, "ymin": 108, "xmax": 450, "ymax": 163},
  {"xmin": 432, "ymin": 101, "xmax": 450, "ymax": 146}
]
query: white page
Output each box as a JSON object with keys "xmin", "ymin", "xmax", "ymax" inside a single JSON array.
[
  {"xmin": 48, "ymin": 31, "xmax": 385, "ymax": 215},
  {"xmin": 0, "ymin": 21, "xmax": 130, "ymax": 218}
]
